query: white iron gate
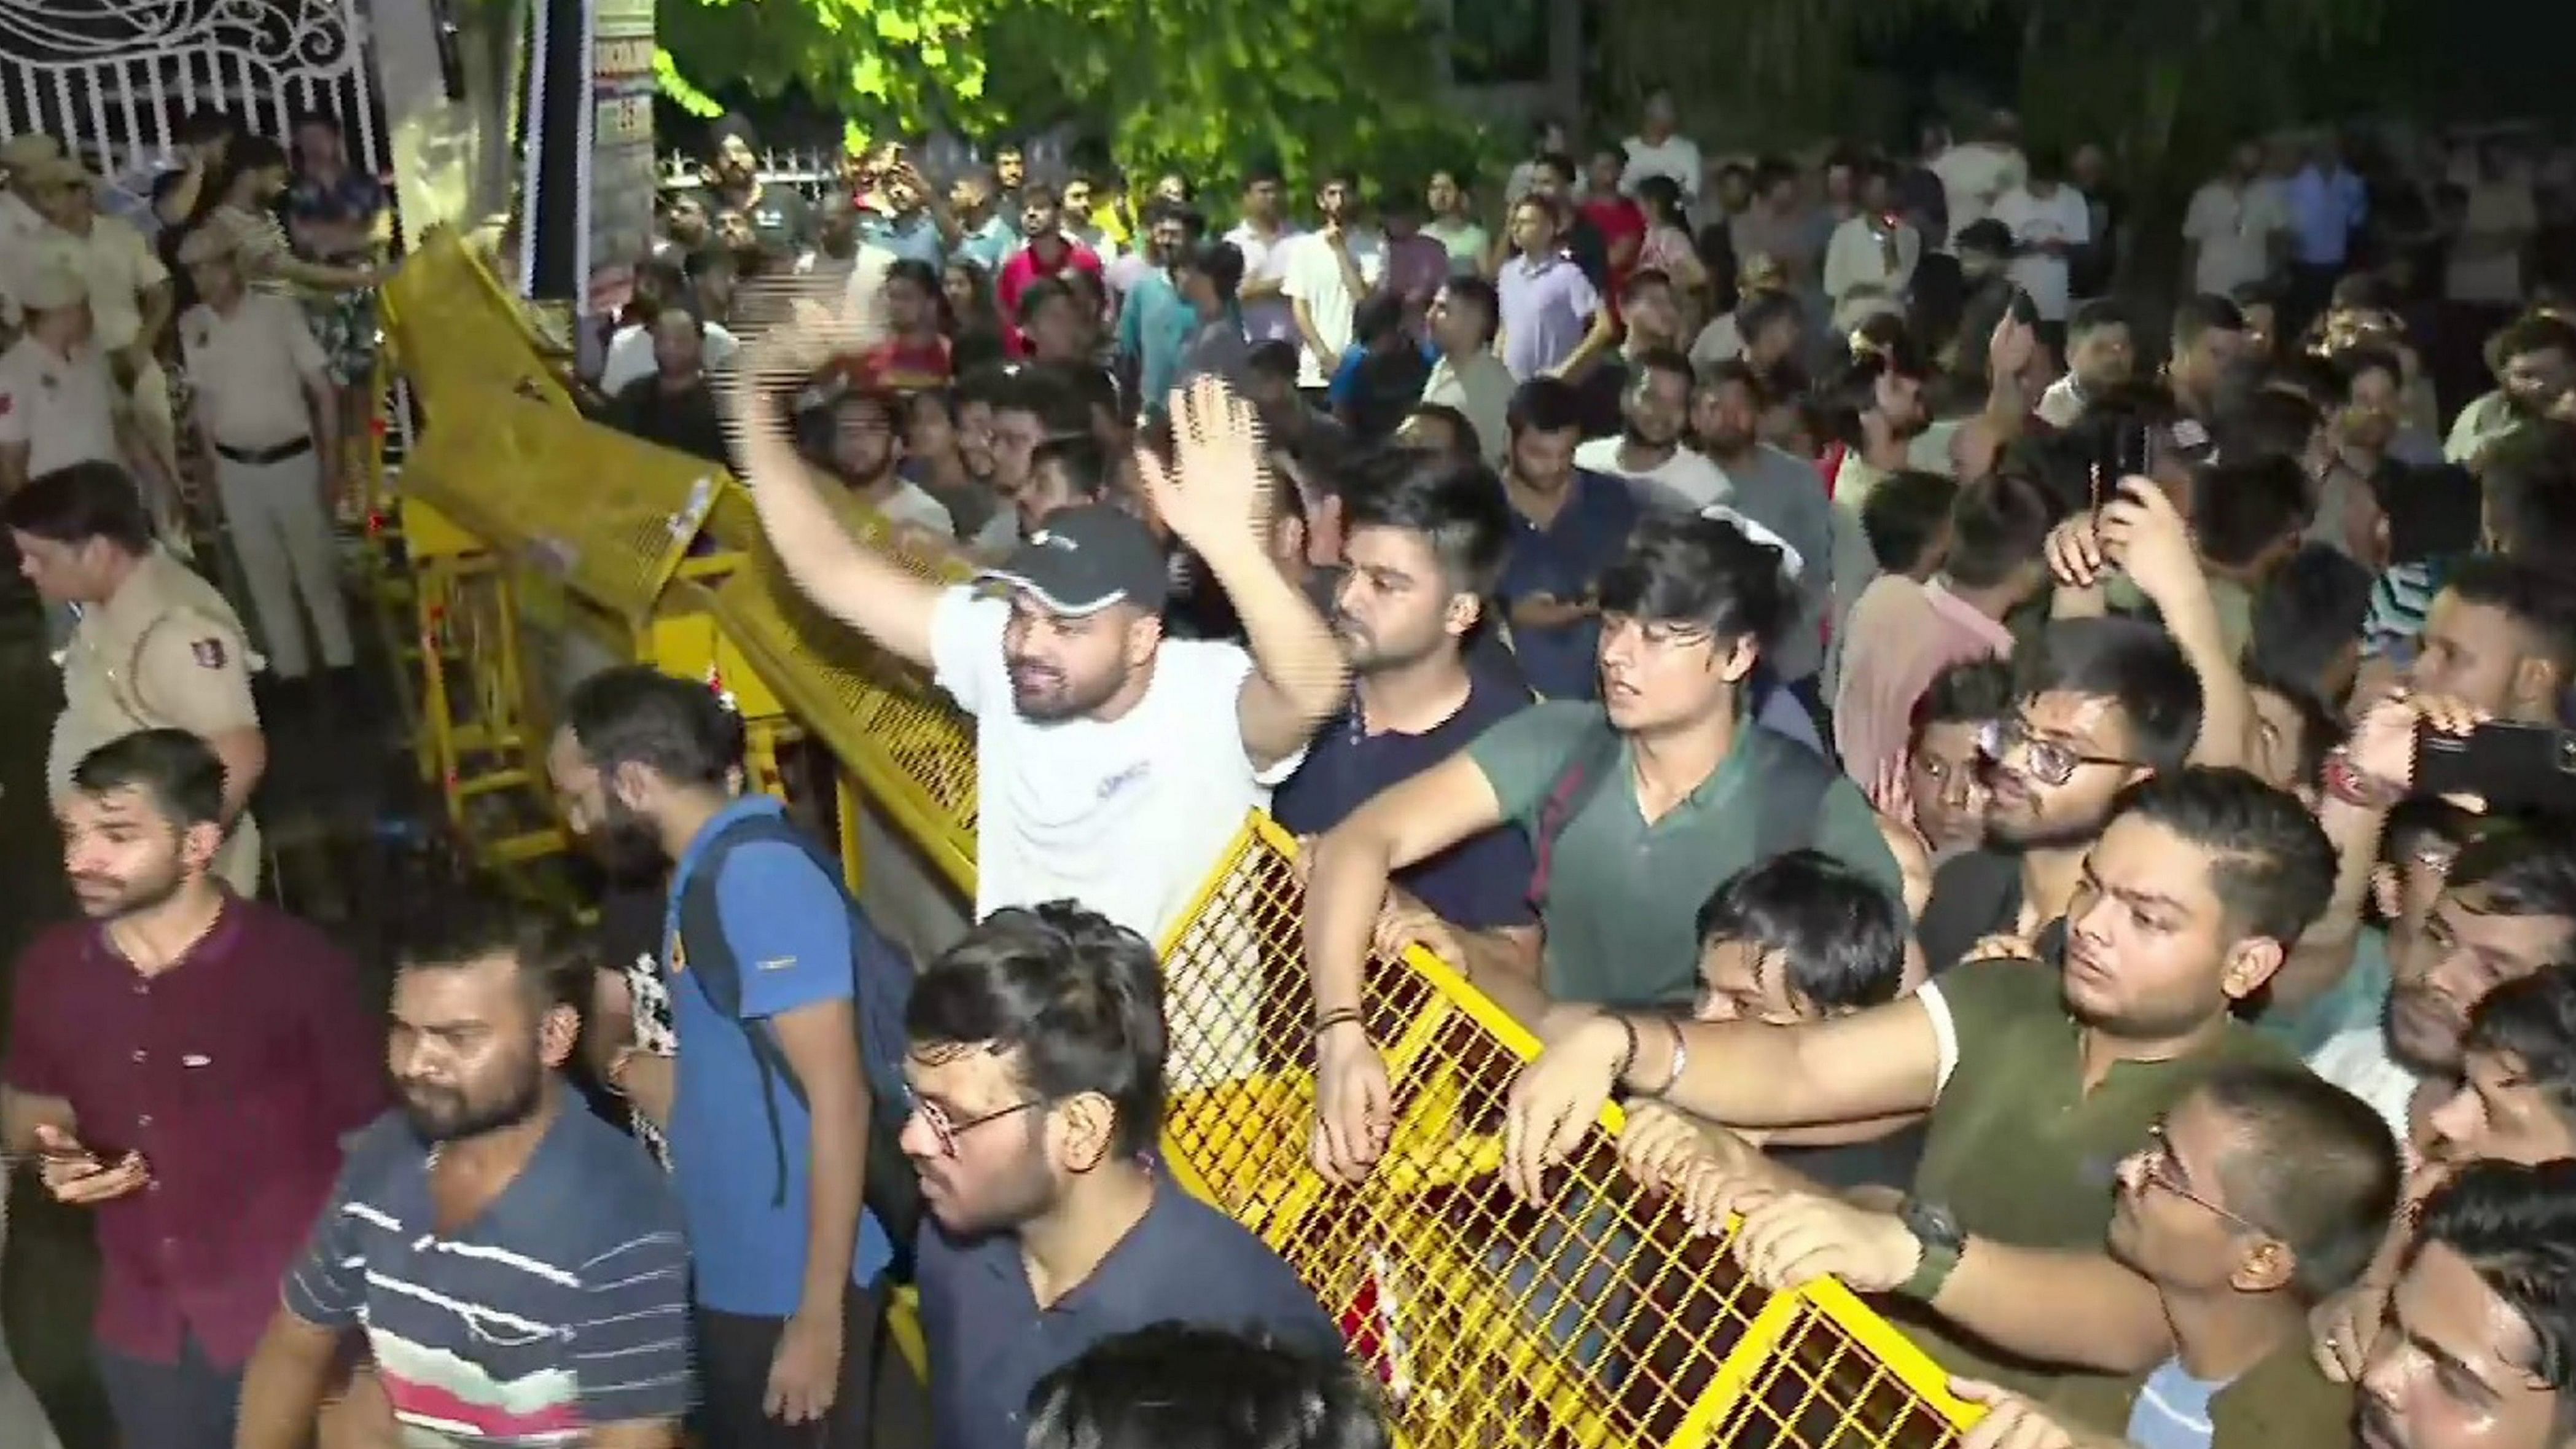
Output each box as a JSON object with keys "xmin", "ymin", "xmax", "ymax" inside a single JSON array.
[{"xmin": 0, "ymin": 0, "xmax": 388, "ymax": 197}]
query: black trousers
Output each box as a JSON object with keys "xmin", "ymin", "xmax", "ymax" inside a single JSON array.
[
  {"xmin": 93, "ymin": 1332, "xmax": 241, "ymax": 1449},
  {"xmin": 695, "ymin": 1281, "xmax": 887, "ymax": 1448}
]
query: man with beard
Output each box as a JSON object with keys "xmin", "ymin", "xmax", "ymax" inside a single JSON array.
[
  {"xmin": 1723, "ymin": 1064, "xmax": 2397, "ymax": 1445},
  {"xmin": 1914, "ymin": 617, "xmax": 2204, "ymax": 972},
  {"xmin": 1572, "ymin": 347, "xmax": 1729, "ymax": 512},
  {"xmin": 2308, "ymin": 822, "xmax": 2576, "ymax": 1147},
  {"xmin": 819, "ymin": 383, "xmax": 953, "ymax": 535},
  {"xmin": 4, "ymin": 730, "xmax": 381, "ymax": 1448},
  {"xmin": 1306, "ymin": 511, "xmax": 1900, "ymax": 1182},
  {"xmin": 736, "ymin": 362, "xmax": 1346, "ymax": 942},
  {"xmin": 1269, "ymin": 451, "xmax": 1538, "ymax": 981},
  {"xmin": 906, "ymin": 903, "xmax": 1338, "ymax": 1449},
  {"xmin": 996, "ymin": 186, "xmax": 1103, "ymax": 359},
  {"xmin": 700, "ymin": 113, "xmax": 811, "ymax": 255},
  {"xmin": 235, "ymin": 897, "xmax": 693, "ymax": 1449},
  {"xmin": 1505, "ymin": 766, "xmax": 2327, "ymax": 1412},
  {"xmin": 547, "ymin": 665, "xmax": 892, "ymax": 1448},
  {"xmin": 2447, "ymin": 314, "xmax": 2576, "ymax": 469}
]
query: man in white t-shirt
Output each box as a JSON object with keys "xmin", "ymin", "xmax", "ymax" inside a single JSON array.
[
  {"xmin": 1222, "ymin": 166, "xmax": 1304, "ymax": 348},
  {"xmin": 1926, "ymin": 115, "xmax": 2026, "ymax": 246},
  {"xmin": 1572, "ymin": 350, "xmax": 1728, "ymax": 513},
  {"xmin": 1282, "ymin": 172, "xmax": 1386, "ymax": 391},
  {"xmin": 1619, "ymin": 92, "xmax": 1702, "ymax": 206},
  {"xmin": 2181, "ymin": 141, "xmax": 2291, "ymax": 300},
  {"xmin": 734, "ymin": 356, "xmax": 1348, "ymax": 944},
  {"xmin": 1989, "ymin": 150, "xmax": 2091, "ymax": 330}
]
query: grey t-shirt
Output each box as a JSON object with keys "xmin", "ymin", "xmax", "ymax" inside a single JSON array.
[{"xmin": 1713, "ymin": 444, "xmax": 1835, "ymax": 682}]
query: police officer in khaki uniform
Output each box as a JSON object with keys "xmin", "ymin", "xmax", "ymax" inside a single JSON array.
[
  {"xmin": 0, "ymin": 132, "xmax": 64, "ymax": 323},
  {"xmin": 0, "ymin": 258, "xmax": 184, "ymax": 547},
  {"xmin": 177, "ymin": 221, "xmax": 354, "ymax": 685},
  {"xmin": 3, "ymin": 462, "xmax": 266, "ymax": 896},
  {"xmin": 19, "ymin": 151, "xmax": 179, "ymax": 484}
]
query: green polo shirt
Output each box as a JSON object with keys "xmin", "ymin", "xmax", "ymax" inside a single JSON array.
[
  {"xmin": 1903, "ymin": 958, "xmax": 2301, "ymax": 1415},
  {"xmin": 1465, "ymin": 701, "xmax": 1902, "ymax": 1008}
]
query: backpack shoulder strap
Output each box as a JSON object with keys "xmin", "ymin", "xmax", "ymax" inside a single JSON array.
[
  {"xmin": 674, "ymin": 810, "xmax": 812, "ymax": 1209},
  {"xmin": 1746, "ymin": 726, "xmax": 1838, "ymax": 863},
  {"xmin": 1528, "ymin": 715, "xmax": 1626, "ymax": 914}
]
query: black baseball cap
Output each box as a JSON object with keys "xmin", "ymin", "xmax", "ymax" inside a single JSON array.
[{"xmin": 976, "ymin": 504, "xmax": 1169, "ymax": 617}]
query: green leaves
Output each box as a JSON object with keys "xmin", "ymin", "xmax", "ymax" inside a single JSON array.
[{"xmin": 655, "ymin": 0, "xmax": 1500, "ymax": 198}]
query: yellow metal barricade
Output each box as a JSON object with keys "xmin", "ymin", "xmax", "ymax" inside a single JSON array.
[{"xmin": 1153, "ymin": 815, "xmax": 1971, "ymax": 1449}]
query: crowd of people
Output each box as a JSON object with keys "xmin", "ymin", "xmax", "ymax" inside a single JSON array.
[{"xmin": 7, "ymin": 90, "xmax": 2576, "ymax": 1449}]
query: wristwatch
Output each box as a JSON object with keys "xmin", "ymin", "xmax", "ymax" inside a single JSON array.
[{"xmin": 1895, "ymin": 1196, "xmax": 1965, "ymax": 1302}]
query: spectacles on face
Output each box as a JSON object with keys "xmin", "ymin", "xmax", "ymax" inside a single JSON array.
[
  {"xmin": 1977, "ymin": 716, "xmax": 2132, "ymax": 788},
  {"xmin": 2135, "ymin": 1122, "xmax": 2270, "ymax": 1234},
  {"xmin": 904, "ymin": 1082, "xmax": 1044, "ymax": 1158}
]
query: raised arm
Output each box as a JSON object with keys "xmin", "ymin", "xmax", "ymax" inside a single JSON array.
[
  {"xmin": 725, "ymin": 320, "xmax": 946, "ymax": 666},
  {"xmin": 1138, "ymin": 377, "xmax": 1348, "ymax": 767}
]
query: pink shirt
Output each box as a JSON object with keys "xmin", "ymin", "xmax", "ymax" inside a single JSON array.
[{"xmin": 1831, "ymin": 576, "xmax": 2016, "ymax": 787}]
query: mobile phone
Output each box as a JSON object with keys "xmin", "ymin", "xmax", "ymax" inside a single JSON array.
[
  {"xmin": 2004, "ymin": 285, "xmax": 2040, "ymax": 330},
  {"xmin": 2414, "ymin": 722, "xmax": 2576, "ymax": 815},
  {"xmin": 2091, "ymin": 422, "xmax": 2150, "ymax": 516}
]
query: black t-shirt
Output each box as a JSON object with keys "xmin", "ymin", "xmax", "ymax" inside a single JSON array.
[
  {"xmin": 612, "ymin": 376, "xmax": 731, "ymax": 466},
  {"xmin": 1915, "ymin": 847, "xmax": 2024, "ymax": 974}
]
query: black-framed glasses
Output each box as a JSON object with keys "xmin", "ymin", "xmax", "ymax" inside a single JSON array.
[
  {"xmin": 902, "ymin": 1083, "xmax": 1045, "ymax": 1158},
  {"xmin": 2135, "ymin": 1123, "xmax": 2270, "ymax": 1234},
  {"xmin": 1977, "ymin": 717, "xmax": 2133, "ymax": 787}
]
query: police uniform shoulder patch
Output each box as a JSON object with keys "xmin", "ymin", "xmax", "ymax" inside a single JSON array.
[{"xmin": 190, "ymin": 638, "xmax": 227, "ymax": 669}]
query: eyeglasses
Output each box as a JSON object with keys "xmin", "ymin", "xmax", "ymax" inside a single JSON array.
[
  {"xmin": 903, "ymin": 1083, "xmax": 1044, "ymax": 1158},
  {"xmin": 2135, "ymin": 1123, "xmax": 2271, "ymax": 1235},
  {"xmin": 1977, "ymin": 717, "xmax": 2133, "ymax": 787}
]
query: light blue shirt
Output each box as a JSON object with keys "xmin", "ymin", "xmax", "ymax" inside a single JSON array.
[
  {"xmin": 956, "ymin": 215, "xmax": 1019, "ymax": 275},
  {"xmin": 1115, "ymin": 268, "xmax": 1197, "ymax": 411},
  {"xmin": 864, "ymin": 210, "xmax": 948, "ymax": 270},
  {"xmin": 2285, "ymin": 165, "xmax": 2366, "ymax": 267},
  {"xmin": 2126, "ymin": 1357, "xmax": 2226, "ymax": 1449}
]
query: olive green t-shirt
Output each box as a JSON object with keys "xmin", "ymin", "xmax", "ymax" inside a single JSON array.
[
  {"xmin": 1464, "ymin": 701, "xmax": 1903, "ymax": 1008},
  {"xmin": 1903, "ymin": 957, "xmax": 2303, "ymax": 1421}
]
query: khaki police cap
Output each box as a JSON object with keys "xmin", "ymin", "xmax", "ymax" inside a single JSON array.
[
  {"xmin": 12, "ymin": 256, "xmax": 89, "ymax": 312},
  {"xmin": 0, "ymin": 133, "xmax": 65, "ymax": 177},
  {"xmin": 176, "ymin": 223, "xmax": 244, "ymax": 267}
]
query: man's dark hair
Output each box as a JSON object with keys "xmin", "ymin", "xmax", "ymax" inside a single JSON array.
[
  {"xmin": 1019, "ymin": 181, "xmax": 1061, "ymax": 211},
  {"xmin": 2172, "ymin": 294, "xmax": 2247, "ymax": 353},
  {"xmin": 2191, "ymin": 455, "xmax": 2309, "ymax": 570},
  {"xmin": 2443, "ymin": 554, "xmax": 2576, "ymax": 682},
  {"xmin": 2198, "ymin": 1065, "xmax": 2400, "ymax": 1302},
  {"xmin": 1534, "ymin": 152, "xmax": 1577, "ymax": 186},
  {"xmin": 2112, "ymin": 766, "xmax": 2338, "ymax": 948},
  {"xmin": 1735, "ymin": 289, "xmax": 1804, "ymax": 343},
  {"xmin": 2333, "ymin": 344, "xmax": 2406, "ymax": 399},
  {"xmin": 71, "ymin": 728, "xmax": 227, "ymax": 829},
  {"xmin": 2406, "ymin": 1160, "xmax": 2576, "ymax": 1404},
  {"xmin": 1339, "ymin": 450, "xmax": 1511, "ymax": 596},
  {"xmin": 884, "ymin": 256, "xmax": 939, "ymax": 297},
  {"xmin": 1629, "ymin": 346, "xmax": 1693, "ymax": 399},
  {"xmin": 1018, "ymin": 276, "xmax": 1080, "ymax": 329},
  {"xmin": 2465, "ymin": 966, "xmax": 2576, "ymax": 1133},
  {"xmin": 2481, "ymin": 424, "xmax": 2576, "ymax": 559},
  {"xmin": 2448, "ymin": 829, "xmax": 2576, "ymax": 934},
  {"xmin": 1912, "ymin": 655, "xmax": 2015, "ymax": 740},
  {"xmin": 1944, "ymin": 472, "xmax": 2059, "ymax": 590},
  {"xmin": 2239, "ymin": 660, "xmax": 2343, "ymax": 788},
  {"xmin": 1697, "ymin": 357, "xmax": 1770, "ymax": 408},
  {"xmin": 2382, "ymin": 795, "xmax": 2485, "ymax": 873},
  {"xmin": 2, "ymin": 461, "xmax": 155, "ymax": 555},
  {"xmin": 1246, "ymin": 339, "xmax": 1301, "ymax": 385},
  {"xmin": 394, "ymin": 885, "xmax": 589, "ymax": 1016},
  {"xmin": 1438, "ymin": 275, "xmax": 1500, "ymax": 346},
  {"xmin": 1620, "ymin": 268, "xmax": 1674, "ymax": 307},
  {"xmin": 178, "ymin": 107, "xmax": 240, "ymax": 146},
  {"xmin": 1858, "ymin": 469, "xmax": 1957, "ymax": 575},
  {"xmin": 2494, "ymin": 313, "xmax": 2576, "ymax": 367},
  {"xmin": 2016, "ymin": 618, "xmax": 2205, "ymax": 773},
  {"xmin": 1402, "ymin": 404, "xmax": 1480, "ymax": 464},
  {"xmin": 2214, "ymin": 389, "xmax": 2325, "ymax": 477},
  {"xmin": 1692, "ymin": 849, "xmax": 1909, "ymax": 1014},
  {"xmin": 1026, "ymin": 1324, "xmax": 1389, "ymax": 1449},
  {"xmin": 1176, "ymin": 239, "xmax": 1245, "ymax": 300},
  {"xmin": 1031, "ymin": 435, "xmax": 1113, "ymax": 504},
  {"xmin": 1506, "ymin": 376, "xmax": 1586, "ymax": 439},
  {"xmin": 1596, "ymin": 512, "xmax": 1796, "ymax": 653},
  {"xmin": 563, "ymin": 664, "xmax": 744, "ymax": 789},
  {"xmin": 1243, "ymin": 163, "xmax": 1286, "ymax": 192},
  {"xmin": 2067, "ymin": 298, "xmax": 2133, "ymax": 342},
  {"xmin": 2249, "ymin": 543, "xmax": 2372, "ymax": 705},
  {"xmin": 907, "ymin": 902, "xmax": 1168, "ymax": 1158}
]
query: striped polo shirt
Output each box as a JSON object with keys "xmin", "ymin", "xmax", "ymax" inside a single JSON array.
[{"xmin": 285, "ymin": 1106, "xmax": 694, "ymax": 1445}]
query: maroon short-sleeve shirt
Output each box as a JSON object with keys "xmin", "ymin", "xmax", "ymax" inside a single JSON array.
[{"xmin": 3, "ymin": 897, "xmax": 388, "ymax": 1367}]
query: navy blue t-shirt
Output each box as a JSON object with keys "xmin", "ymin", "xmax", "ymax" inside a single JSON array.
[{"xmin": 1271, "ymin": 670, "xmax": 1539, "ymax": 932}]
